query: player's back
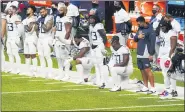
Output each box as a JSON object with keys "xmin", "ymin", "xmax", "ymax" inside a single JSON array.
[{"xmin": 6, "ymin": 14, "xmax": 21, "ymax": 38}]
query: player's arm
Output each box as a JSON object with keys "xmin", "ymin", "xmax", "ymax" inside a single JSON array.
[
  {"xmin": 114, "ymin": 54, "xmax": 129, "ymax": 67},
  {"xmin": 73, "ymin": 47, "xmax": 90, "ymax": 60},
  {"xmin": 64, "ymin": 22, "xmax": 72, "ymax": 39},
  {"xmin": 169, "ymin": 36, "xmax": 177, "ymax": 58},
  {"xmin": 42, "ymin": 18, "xmax": 53, "ymax": 32},
  {"xmin": 97, "ymin": 29, "xmax": 107, "ymax": 45},
  {"xmin": 1, "ymin": 18, "xmax": 7, "ymax": 38}
]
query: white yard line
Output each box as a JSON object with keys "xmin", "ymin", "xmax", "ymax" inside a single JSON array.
[
  {"xmin": 158, "ymin": 100, "xmax": 181, "ymax": 102},
  {"xmin": 138, "ymin": 97, "xmax": 159, "ymax": 99},
  {"xmin": 1, "ymin": 75, "xmax": 15, "ymax": 77},
  {"xmin": 29, "ymin": 80, "xmax": 49, "ymax": 82},
  {"xmin": 119, "ymin": 94, "xmax": 139, "ymax": 96},
  {"xmin": 62, "ymin": 85, "xmax": 85, "ymax": 87},
  {"xmin": 99, "ymin": 91, "xmax": 110, "ymax": 93},
  {"xmin": 45, "ymin": 82, "xmax": 67, "ymax": 84},
  {"xmin": 12, "ymin": 77, "xmax": 31, "ymax": 79},
  {"xmin": 57, "ymin": 104, "xmax": 184, "ymax": 111},
  {"xmin": 2, "ymin": 88, "xmax": 97, "ymax": 94}
]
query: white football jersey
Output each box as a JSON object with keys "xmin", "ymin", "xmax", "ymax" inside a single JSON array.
[
  {"xmin": 6, "ymin": 14, "xmax": 22, "ymax": 38},
  {"xmin": 38, "ymin": 15, "xmax": 54, "ymax": 38},
  {"xmin": 78, "ymin": 37, "xmax": 92, "ymax": 58},
  {"xmin": 159, "ymin": 30, "xmax": 177, "ymax": 57},
  {"xmin": 55, "ymin": 16, "xmax": 72, "ymax": 38},
  {"xmin": 109, "ymin": 45, "xmax": 132, "ymax": 66},
  {"xmin": 22, "ymin": 16, "xmax": 37, "ymax": 37},
  {"xmin": 89, "ymin": 23, "xmax": 104, "ymax": 45}
]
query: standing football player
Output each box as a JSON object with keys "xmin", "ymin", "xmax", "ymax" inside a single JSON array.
[
  {"xmin": 6, "ymin": 5, "xmax": 22, "ymax": 74},
  {"xmin": 158, "ymin": 21, "xmax": 178, "ymax": 98},
  {"xmin": 99, "ymin": 36, "xmax": 133, "ymax": 92},
  {"xmin": 89, "ymin": 15, "xmax": 107, "ymax": 85},
  {"xmin": 22, "ymin": 5, "xmax": 38, "ymax": 76},
  {"xmin": 1, "ymin": 2, "xmax": 7, "ymax": 72},
  {"xmin": 37, "ymin": 7, "xmax": 54, "ymax": 78},
  {"xmin": 57, "ymin": 27, "xmax": 93, "ymax": 83},
  {"xmin": 53, "ymin": 3, "xmax": 72, "ymax": 80}
]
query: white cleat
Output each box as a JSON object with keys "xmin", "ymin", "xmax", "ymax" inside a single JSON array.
[
  {"xmin": 76, "ymin": 80, "xmax": 84, "ymax": 84},
  {"xmin": 61, "ymin": 76, "xmax": 70, "ymax": 81},
  {"xmin": 54, "ymin": 75, "xmax": 64, "ymax": 80},
  {"xmin": 110, "ymin": 85, "xmax": 121, "ymax": 92}
]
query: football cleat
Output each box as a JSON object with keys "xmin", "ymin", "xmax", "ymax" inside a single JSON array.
[
  {"xmin": 99, "ymin": 83, "xmax": 106, "ymax": 89},
  {"xmin": 110, "ymin": 85, "xmax": 121, "ymax": 92},
  {"xmin": 171, "ymin": 90, "xmax": 178, "ymax": 97}
]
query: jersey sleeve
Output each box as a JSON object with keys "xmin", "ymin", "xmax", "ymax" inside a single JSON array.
[
  {"xmin": 122, "ymin": 46, "xmax": 130, "ymax": 54},
  {"xmin": 15, "ymin": 15, "xmax": 22, "ymax": 22},
  {"xmin": 96, "ymin": 23, "xmax": 104, "ymax": 30},
  {"xmin": 65, "ymin": 16, "xmax": 73, "ymax": 23}
]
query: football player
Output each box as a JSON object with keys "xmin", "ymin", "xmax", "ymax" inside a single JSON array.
[
  {"xmin": 1, "ymin": 3, "xmax": 7, "ymax": 71},
  {"xmin": 99, "ymin": 36, "xmax": 133, "ymax": 92},
  {"xmin": 6, "ymin": 5, "xmax": 22, "ymax": 74},
  {"xmin": 52, "ymin": 3, "xmax": 72, "ymax": 80},
  {"xmin": 22, "ymin": 5, "xmax": 38, "ymax": 76},
  {"xmin": 37, "ymin": 7, "xmax": 54, "ymax": 78},
  {"xmin": 89, "ymin": 15, "xmax": 107, "ymax": 85},
  {"xmin": 57, "ymin": 27, "xmax": 93, "ymax": 83},
  {"xmin": 158, "ymin": 21, "xmax": 178, "ymax": 98}
]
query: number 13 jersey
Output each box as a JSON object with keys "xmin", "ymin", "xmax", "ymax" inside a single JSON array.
[
  {"xmin": 89, "ymin": 23, "xmax": 104, "ymax": 45},
  {"xmin": 6, "ymin": 14, "xmax": 22, "ymax": 38}
]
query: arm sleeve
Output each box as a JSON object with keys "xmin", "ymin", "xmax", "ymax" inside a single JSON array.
[{"xmin": 148, "ymin": 30, "xmax": 156, "ymax": 55}]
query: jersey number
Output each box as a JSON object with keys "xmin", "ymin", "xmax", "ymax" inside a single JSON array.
[
  {"xmin": 56, "ymin": 22, "xmax": 62, "ymax": 31},
  {"xmin": 91, "ymin": 32, "xmax": 97, "ymax": 40},
  {"xmin": 39, "ymin": 23, "xmax": 46, "ymax": 33},
  {"xmin": 115, "ymin": 55, "xmax": 121, "ymax": 64},
  {"xmin": 8, "ymin": 23, "xmax": 13, "ymax": 31}
]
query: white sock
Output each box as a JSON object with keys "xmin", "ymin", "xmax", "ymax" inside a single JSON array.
[
  {"xmin": 100, "ymin": 65, "xmax": 109, "ymax": 85},
  {"xmin": 39, "ymin": 56, "xmax": 46, "ymax": 67},
  {"xmin": 57, "ymin": 58, "xmax": 64, "ymax": 70},
  {"xmin": 170, "ymin": 78, "xmax": 176, "ymax": 91},
  {"xmin": 46, "ymin": 56, "xmax": 52, "ymax": 68},
  {"xmin": 15, "ymin": 53, "xmax": 21, "ymax": 64},
  {"xmin": 26, "ymin": 58, "xmax": 31, "ymax": 65},
  {"xmin": 95, "ymin": 64, "xmax": 101, "ymax": 84},
  {"xmin": 8, "ymin": 54, "xmax": 14, "ymax": 63},
  {"xmin": 76, "ymin": 64, "xmax": 84, "ymax": 81},
  {"xmin": 64, "ymin": 60, "xmax": 70, "ymax": 77},
  {"xmin": 32, "ymin": 58, "xmax": 38, "ymax": 66}
]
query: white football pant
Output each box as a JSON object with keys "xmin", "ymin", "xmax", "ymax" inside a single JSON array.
[{"xmin": 160, "ymin": 57, "xmax": 176, "ymax": 91}]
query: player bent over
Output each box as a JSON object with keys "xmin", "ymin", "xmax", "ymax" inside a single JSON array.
[
  {"xmin": 22, "ymin": 6, "xmax": 38, "ymax": 76},
  {"xmin": 157, "ymin": 21, "xmax": 178, "ymax": 99},
  {"xmin": 52, "ymin": 3, "xmax": 72, "ymax": 80},
  {"xmin": 99, "ymin": 36, "xmax": 133, "ymax": 92},
  {"xmin": 57, "ymin": 27, "xmax": 93, "ymax": 83}
]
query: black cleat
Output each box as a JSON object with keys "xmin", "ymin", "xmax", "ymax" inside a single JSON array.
[
  {"xmin": 171, "ymin": 90, "xmax": 178, "ymax": 97},
  {"xmin": 84, "ymin": 78, "xmax": 88, "ymax": 82},
  {"xmin": 99, "ymin": 83, "xmax": 106, "ymax": 89}
]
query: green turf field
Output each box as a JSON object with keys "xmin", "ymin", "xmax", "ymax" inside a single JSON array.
[{"xmin": 1, "ymin": 50, "xmax": 184, "ymax": 111}]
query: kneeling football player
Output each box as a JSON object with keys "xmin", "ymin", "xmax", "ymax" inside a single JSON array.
[
  {"xmin": 99, "ymin": 36, "xmax": 133, "ymax": 92},
  {"xmin": 57, "ymin": 27, "xmax": 93, "ymax": 83}
]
